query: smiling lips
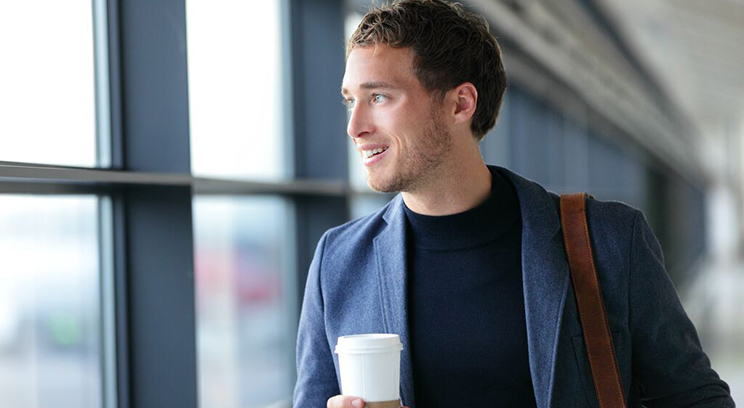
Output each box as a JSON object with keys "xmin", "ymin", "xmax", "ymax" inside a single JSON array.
[
  {"xmin": 363, "ymin": 146, "xmax": 388, "ymax": 158},
  {"xmin": 359, "ymin": 145, "xmax": 390, "ymax": 166}
]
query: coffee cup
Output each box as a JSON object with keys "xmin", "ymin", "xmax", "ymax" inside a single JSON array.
[{"xmin": 334, "ymin": 333, "xmax": 403, "ymax": 408}]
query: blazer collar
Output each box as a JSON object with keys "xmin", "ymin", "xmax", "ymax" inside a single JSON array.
[{"xmin": 374, "ymin": 166, "xmax": 570, "ymax": 408}]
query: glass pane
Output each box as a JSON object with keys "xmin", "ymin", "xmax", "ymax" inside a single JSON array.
[
  {"xmin": 187, "ymin": 0, "xmax": 286, "ymax": 181},
  {"xmin": 0, "ymin": 2, "xmax": 97, "ymax": 167},
  {"xmin": 194, "ymin": 197, "xmax": 293, "ymax": 408},
  {"xmin": 0, "ymin": 196, "xmax": 101, "ymax": 408}
]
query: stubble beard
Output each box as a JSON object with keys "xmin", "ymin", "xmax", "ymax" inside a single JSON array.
[{"xmin": 366, "ymin": 111, "xmax": 452, "ymax": 194}]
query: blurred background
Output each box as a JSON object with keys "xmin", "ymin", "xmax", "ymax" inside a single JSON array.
[{"xmin": 0, "ymin": 0, "xmax": 741, "ymax": 407}]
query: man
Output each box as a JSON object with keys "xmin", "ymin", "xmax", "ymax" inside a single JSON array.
[{"xmin": 293, "ymin": 1, "xmax": 735, "ymax": 407}]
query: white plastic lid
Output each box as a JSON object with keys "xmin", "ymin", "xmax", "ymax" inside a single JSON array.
[{"xmin": 334, "ymin": 333, "xmax": 403, "ymax": 355}]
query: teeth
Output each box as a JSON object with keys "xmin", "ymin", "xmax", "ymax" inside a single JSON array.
[{"xmin": 362, "ymin": 147, "xmax": 387, "ymax": 158}]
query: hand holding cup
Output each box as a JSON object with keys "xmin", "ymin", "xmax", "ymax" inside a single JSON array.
[
  {"xmin": 334, "ymin": 334, "xmax": 404, "ymax": 408},
  {"xmin": 326, "ymin": 395, "xmax": 410, "ymax": 408}
]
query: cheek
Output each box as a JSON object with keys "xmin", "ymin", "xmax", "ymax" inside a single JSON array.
[
  {"xmin": 382, "ymin": 123, "xmax": 412, "ymax": 151},
  {"xmin": 374, "ymin": 114, "xmax": 407, "ymax": 147},
  {"xmin": 374, "ymin": 98, "xmax": 430, "ymax": 151}
]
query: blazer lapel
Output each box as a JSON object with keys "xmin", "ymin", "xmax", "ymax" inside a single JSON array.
[
  {"xmin": 373, "ymin": 195, "xmax": 415, "ymax": 407},
  {"xmin": 499, "ymin": 167, "xmax": 571, "ymax": 408}
]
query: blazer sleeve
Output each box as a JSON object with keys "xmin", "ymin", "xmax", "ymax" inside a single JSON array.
[
  {"xmin": 628, "ymin": 211, "xmax": 734, "ymax": 407},
  {"xmin": 293, "ymin": 232, "xmax": 341, "ymax": 407}
]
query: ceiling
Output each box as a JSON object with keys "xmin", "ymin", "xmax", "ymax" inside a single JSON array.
[{"xmin": 597, "ymin": 0, "xmax": 744, "ymax": 132}]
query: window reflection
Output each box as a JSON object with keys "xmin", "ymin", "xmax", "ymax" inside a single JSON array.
[
  {"xmin": 194, "ymin": 197, "xmax": 293, "ymax": 408},
  {"xmin": 187, "ymin": 0, "xmax": 286, "ymax": 181},
  {"xmin": 0, "ymin": 196, "xmax": 101, "ymax": 408},
  {"xmin": 351, "ymin": 195, "xmax": 394, "ymax": 220},
  {"xmin": 0, "ymin": 2, "xmax": 97, "ymax": 167}
]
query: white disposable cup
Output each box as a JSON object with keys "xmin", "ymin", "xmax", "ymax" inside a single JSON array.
[{"xmin": 334, "ymin": 333, "xmax": 403, "ymax": 403}]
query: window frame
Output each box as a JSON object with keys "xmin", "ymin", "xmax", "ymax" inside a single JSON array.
[{"xmin": 0, "ymin": 0, "xmax": 350, "ymax": 407}]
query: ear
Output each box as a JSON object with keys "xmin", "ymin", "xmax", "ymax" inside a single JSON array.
[{"xmin": 451, "ymin": 82, "xmax": 477, "ymax": 125}]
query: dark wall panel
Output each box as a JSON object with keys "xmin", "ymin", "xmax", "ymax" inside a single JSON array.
[{"xmin": 503, "ymin": 83, "xmax": 704, "ymax": 286}]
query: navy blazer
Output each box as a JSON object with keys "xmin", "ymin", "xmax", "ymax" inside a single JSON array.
[{"xmin": 294, "ymin": 166, "xmax": 733, "ymax": 407}]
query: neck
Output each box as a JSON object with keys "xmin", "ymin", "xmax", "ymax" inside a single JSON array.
[{"xmin": 402, "ymin": 146, "xmax": 492, "ymax": 216}]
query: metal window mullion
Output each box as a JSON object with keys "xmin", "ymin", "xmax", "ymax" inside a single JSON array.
[
  {"xmin": 106, "ymin": 0, "xmax": 125, "ymax": 170},
  {"xmin": 106, "ymin": 193, "xmax": 129, "ymax": 408},
  {"xmin": 117, "ymin": 0, "xmax": 197, "ymax": 407},
  {"xmin": 0, "ymin": 163, "xmax": 347, "ymax": 196}
]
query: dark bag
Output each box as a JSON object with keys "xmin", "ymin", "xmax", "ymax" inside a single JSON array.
[{"xmin": 560, "ymin": 193, "xmax": 627, "ymax": 408}]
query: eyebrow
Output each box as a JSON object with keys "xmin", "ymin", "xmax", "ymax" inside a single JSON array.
[{"xmin": 341, "ymin": 81, "xmax": 397, "ymax": 96}]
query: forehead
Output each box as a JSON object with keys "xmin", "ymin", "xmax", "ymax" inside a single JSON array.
[{"xmin": 342, "ymin": 45, "xmax": 418, "ymax": 93}]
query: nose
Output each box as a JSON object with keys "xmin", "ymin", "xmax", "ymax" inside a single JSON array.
[{"xmin": 347, "ymin": 103, "xmax": 374, "ymax": 140}]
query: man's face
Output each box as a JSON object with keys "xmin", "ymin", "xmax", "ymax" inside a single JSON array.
[{"xmin": 341, "ymin": 45, "xmax": 452, "ymax": 193}]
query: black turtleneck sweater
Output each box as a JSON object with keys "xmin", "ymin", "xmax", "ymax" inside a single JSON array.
[{"xmin": 403, "ymin": 167, "xmax": 537, "ymax": 407}]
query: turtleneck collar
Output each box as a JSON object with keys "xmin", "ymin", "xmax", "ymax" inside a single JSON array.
[{"xmin": 403, "ymin": 167, "xmax": 521, "ymax": 250}]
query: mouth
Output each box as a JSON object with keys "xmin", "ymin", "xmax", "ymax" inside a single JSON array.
[{"xmin": 361, "ymin": 146, "xmax": 389, "ymax": 166}]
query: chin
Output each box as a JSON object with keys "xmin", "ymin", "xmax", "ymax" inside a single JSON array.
[
  {"xmin": 366, "ymin": 178, "xmax": 388, "ymax": 193},
  {"xmin": 366, "ymin": 175, "xmax": 390, "ymax": 193},
  {"xmin": 367, "ymin": 173, "xmax": 406, "ymax": 193}
]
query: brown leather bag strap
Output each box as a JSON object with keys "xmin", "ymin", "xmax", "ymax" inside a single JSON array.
[{"xmin": 560, "ymin": 193, "xmax": 627, "ymax": 408}]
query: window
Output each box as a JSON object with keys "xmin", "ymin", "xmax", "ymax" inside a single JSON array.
[
  {"xmin": 187, "ymin": 0, "xmax": 287, "ymax": 181},
  {"xmin": 0, "ymin": 2, "xmax": 101, "ymax": 167},
  {"xmin": 0, "ymin": 195, "xmax": 103, "ymax": 408},
  {"xmin": 0, "ymin": 1, "xmax": 353, "ymax": 407},
  {"xmin": 194, "ymin": 197, "xmax": 294, "ymax": 408}
]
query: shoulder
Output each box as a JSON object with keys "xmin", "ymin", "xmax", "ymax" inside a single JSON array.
[
  {"xmin": 550, "ymin": 193, "xmax": 641, "ymax": 234},
  {"xmin": 585, "ymin": 196, "xmax": 640, "ymax": 234},
  {"xmin": 549, "ymin": 193, "xmax": 646, "ymax": 270}
]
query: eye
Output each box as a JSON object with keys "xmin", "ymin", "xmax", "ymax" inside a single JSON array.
[
  {"xmin": 342, "ymin": 98, "xmax": 355, "ymax": 110},
  {"xmin": 372, "ymin": 94, "xmax": 388, "ymax": 104}
]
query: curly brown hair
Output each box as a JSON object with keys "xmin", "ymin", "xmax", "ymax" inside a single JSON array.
[{"xmin": 347, "ymin": 0, "xmax": 508, "ymax": 141}]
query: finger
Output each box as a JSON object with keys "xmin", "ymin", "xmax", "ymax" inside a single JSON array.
[{"xmin": 327, "ymin": 395, "xmax": 365, "ymax": 408}]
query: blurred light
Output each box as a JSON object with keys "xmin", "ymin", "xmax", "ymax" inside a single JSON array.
[
  {"xmin": 0, "ymin": 1, "xmax": 97, "ymax": 166},
  {"xmin": 193, "ymin": 196, "xmax": 293, "ymax": 408},
  {"xmin": 0, "ymin": 195, "xmax": 101, "ymax": 408},
  {"xmin": 187, "ymin": 0, "xmax": 287, "ymax": 181}
]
